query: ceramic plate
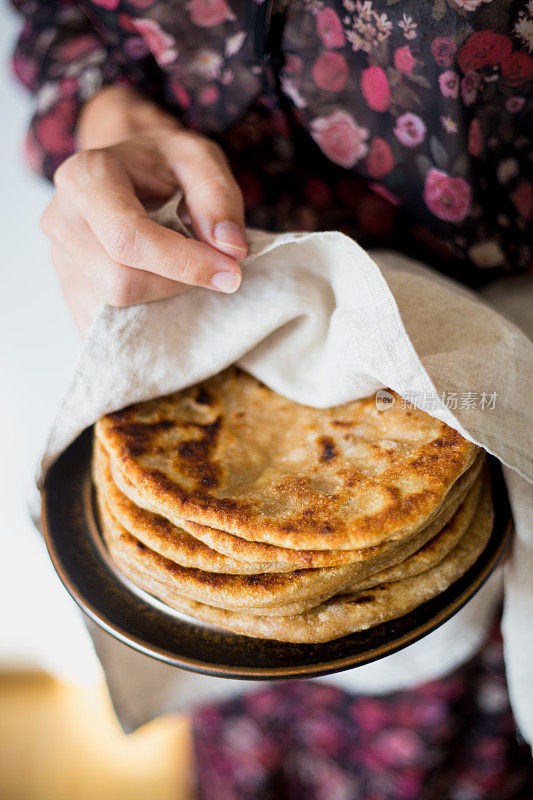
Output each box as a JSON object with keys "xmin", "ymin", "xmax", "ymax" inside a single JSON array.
[{"xmin": 42, "ymin": 428, "xmax": 512, "ymax": 680}]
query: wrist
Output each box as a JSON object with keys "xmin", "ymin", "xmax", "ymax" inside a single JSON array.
[{"xmin": 77, "ymin": 85, "xmax": 181, "ymax": 150}]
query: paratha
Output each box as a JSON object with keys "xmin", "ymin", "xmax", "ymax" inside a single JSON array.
[
  {"xmin": 96, "ymin": 368, "xmax": 479, "ymax": 551},
  {"xmin": 97, "ymin": 468, "xmax": 487, "ymax": 614},
  {"xmin": 97, "ymin": 496, "xmax": 343, "ymax": 616},
  {"xmin": 102, "ymin": 474, "xmax": 493, "ymax": 642},
  {"xmin": 107, "ymin": 444, "xmax": 483, "ymax": 570},
  {"xmin": 92, "ymin": 440, "xmax": 294, "ymax": 575}
]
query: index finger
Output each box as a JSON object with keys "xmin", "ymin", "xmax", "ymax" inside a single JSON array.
[{"xmin": 59, "ymin": 149, "xmax": 243, "ymax": 293}]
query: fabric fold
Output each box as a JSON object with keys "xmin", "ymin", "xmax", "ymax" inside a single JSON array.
[{"xmin": 37, "ymin": 194, "xmax": 533, "ymax": 742}]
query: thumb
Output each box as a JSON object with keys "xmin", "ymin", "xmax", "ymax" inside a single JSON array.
[{"xmin": 163, "ymin": 134, "xmax": 248, "ymax": 260}]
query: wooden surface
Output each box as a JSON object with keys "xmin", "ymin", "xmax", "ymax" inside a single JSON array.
[{"xmin": 0, "ymin": 672, "xmax": 195, "ymax": 800}]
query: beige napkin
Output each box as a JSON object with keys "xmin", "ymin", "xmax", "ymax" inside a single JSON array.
[{"xmin": 38, "ymin": 195, "xmax": 533, "ymax": 740}]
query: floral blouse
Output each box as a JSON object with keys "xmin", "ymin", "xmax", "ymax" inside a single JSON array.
[{"xmin": 12, "ymin": 0, "xmax": 533, "ymax": 284}]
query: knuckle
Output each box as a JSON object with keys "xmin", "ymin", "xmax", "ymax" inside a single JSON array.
[
  {"xmin": 77, "ymin": 148, "xmax": 113, "ymax": 179},
  {"xmin": 53, "ymin": 156, "xmax": 77, "ymax": 191},
  {"xmin": 195, "ymin": 174, "xmax": 242, "ymax": 208},
  {"xmin": 173, "ymin": 250, "xmax": 196, "ymax": 284},
  {"xmin": 55, "ymin": 149, "xmax": 114, "ymax": 191},
  {"xmin": 102, "ymin": 215, "xmax": 142, "ymax": 264}
]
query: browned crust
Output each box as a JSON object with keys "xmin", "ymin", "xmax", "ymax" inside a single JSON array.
[
  {"xmin": 92, "ymin": 440, "xmax": 298, "ymax": 575},
  {"xmin": 103, "ymin": 474, "xmax": 494, "ymax": 643},
  {"xmin": 106, "ymin": 440, "xmax": 483, "ymax": 570},
  {"xmin": 96, "ymin": 369, "xmax": 479, "ymax": 550},
  {"xmin": 95, "ymin": 463, "xmax": 486, "ymax": 614}
]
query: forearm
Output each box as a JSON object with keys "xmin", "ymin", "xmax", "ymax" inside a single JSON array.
[{"xmin": 77, "ymin": 86, "xmax": 181, "ymax": 151}]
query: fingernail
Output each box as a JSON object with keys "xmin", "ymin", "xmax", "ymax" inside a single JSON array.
[
  {"xmin": 210, "ymin": 271, "xmax": 241, "ymax": 293},
  {"xmin": 213, "ymin": 222, "xmax": 248, "ymax": 255}
]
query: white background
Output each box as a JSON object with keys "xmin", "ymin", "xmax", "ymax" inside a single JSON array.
[{"xmin": 0, "ymin": 6, "xmax": 99, "ymax": 682}]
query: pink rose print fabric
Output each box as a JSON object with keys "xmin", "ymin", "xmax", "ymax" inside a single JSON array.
[
  {"xmin": 11, "ymin": 0, "xmax": 533, "ymax": 283},
  {"xmin": 423, "ymin": 168, "xmax": 472, "ymax": 223},
  {"xmin": 311, "ymin": 110, "xmax": 369, "ymax": 167},
  {"xmin": 192, "ymin": 623, "xmax": 533, "ymax": 800}
]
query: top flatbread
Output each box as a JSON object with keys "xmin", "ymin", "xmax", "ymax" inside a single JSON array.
[
  {"xmin": 96, "ymin": 368, "xmax": 479, "ymax": 550},
  {"xmin": 101, "ymin": 438, "xmax": 484, "ymax": 571},
  {"xmin": 97, "ymin": 467, "xmax": 485, "ymax": 615}
]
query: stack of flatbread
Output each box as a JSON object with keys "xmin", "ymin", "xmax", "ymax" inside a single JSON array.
[{"xmin": 93, "ymin": 368, "xmax": 493, "ymax": 643}]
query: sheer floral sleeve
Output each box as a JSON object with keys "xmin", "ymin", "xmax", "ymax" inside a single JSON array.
[
  {"xmin": 9, "ymin": 0, "xmax": 533, "ymax": 277},
  {"xmin": 11, "ymin": 0, "xmax": 128, "ymax": 179}
]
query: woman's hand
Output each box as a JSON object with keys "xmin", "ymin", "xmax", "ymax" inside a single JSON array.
[{"xmin": 40, "ymin": 86, "xmax": 247, "ymax": 334}]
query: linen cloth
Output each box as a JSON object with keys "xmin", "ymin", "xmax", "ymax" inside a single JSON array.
[{"xmin": 37, "ymin": 196, "xmax": 533, "ymax": 741}]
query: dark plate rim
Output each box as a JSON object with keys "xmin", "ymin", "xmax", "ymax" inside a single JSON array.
[{"xmin": 42, "ymin": 428, "xmax": 512, "ymax": 680}]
